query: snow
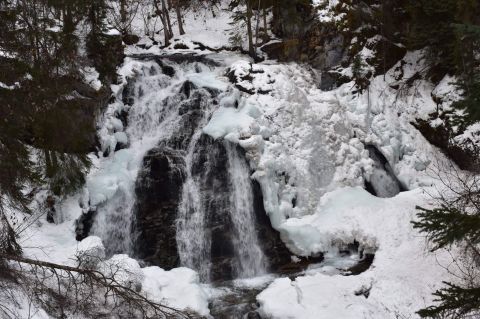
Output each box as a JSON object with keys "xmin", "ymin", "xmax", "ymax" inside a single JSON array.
[
  {"xmin": 86, "ymin": 149, "xmax": 133, "ymax": 207},
  {"xmin": 98, "ymin": 254, "xmax": 144, "ymax": 290},
  {"xmin": 80, "ymin": 66, "xmax": 102, "ymax": 91},
  {"xmin": 105, "ymin": 28, "xmax": 121, "ymax": 36},
  {"xmin": 431, "ymin": 74, "xmax": 462, "ymax": 108},
  {"xmin": 0, "ymin": 81, "xmax": 19, "ymax": 90},
  {"xmin": 203, "ymin": 105, "xmax": 255, "ymax": 139},
  {"xmin": 76, "ymin": 235, "xmax": 106, "ymax": 267},
  {"xmin": 142, "ymin": 267, "xmax": 210, "ymax": 316},
  {"xmin": 257, "ymin": 188, "xmax": 454, "ymax": 319}
]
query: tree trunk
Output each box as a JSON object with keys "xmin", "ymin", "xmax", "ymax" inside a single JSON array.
[
  {"xmin": 254, "ymin": 0, "xmax": 261, "ymax": 51},
  {"xmin": 0, "ymin": 213, "xmax": 21, "ymax": 256},
  {"xmin": 162, "ymin": 0, "xmax": 174, "ymax": 39},
  {"xmin": 263, "ymin": 7, "xmax": 268, "ymax": 41},
  {"xmin": 175, "ymin": 0, "xmax": 185, "ymax": 35},
  {"xmin": 246, "ymin": 1, "xmax": 255, "ymax": 58},
  {"xmin": 120, "ymin": 0, "xmax": 127, "ymax": 34},
  {"xmin": 153, "ymin": 0, "xmax": 170, "ymax": 46}
]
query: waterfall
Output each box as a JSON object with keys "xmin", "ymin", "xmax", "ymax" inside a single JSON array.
[
  {"xmin": 176, "ymin": 126, "xmax": 214, "ymax": 281},
  {"xmin": 83, "ymin": 54, "xmax": 277, "ymax": 283},
  {"xmin": 176, "ymin": 138, "xmax": 268, "ymax": 281},
  {"xmin": 225, "ymin": 143, "xmax": 267, "ymax": 278}
]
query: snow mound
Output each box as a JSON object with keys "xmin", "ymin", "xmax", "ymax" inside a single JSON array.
[
  {"xmin": 98, "ymin": 254, "xmax": 144, "ymax": 292},
  {"xmin": 76, "ymin": 235, "xmax": 105, "ymax": 267},
  {"xmin": 142, "ymin": 266, "xmax": 210, "ymax": 316},
  {"xmin": 258, "ymin": 188, "xmax": 454, "ymax": 319}
]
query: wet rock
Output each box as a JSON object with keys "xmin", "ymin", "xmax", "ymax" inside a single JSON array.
[
  {"xmin": 179, "ymin": 80, "xmax": 197, "ymax": 98},
  {"xmin": 364, "ymin": 145, "xmax": 406, "ymax": 198},
  {"xmin": 252, "ymin": 180, "xmax": 294, "ymax": 274},
  {"xmin": 75, "ymin": 209, "xmax": 97, "ymax": 241},
  {"xmin": 45, "ymin": 195, "xmax": 56, "ymax": 223},
  {"xmin": 346, "ymin": 253, "xmax": 375, "ymax": 276},
  {"xmin": 122, "ymin": 34, "xmax": 139, "ymax": 45},
  {"xmin": 133, "ymin": 133, "xmax": 293, "ymax": 282},
  {"xmin": 132, "ymin": 147, "xmax": 185, "ymax": 269},
  {"xmin": 122, "ymin": 76, "xmax": 136, "ymax": 106},
  {"xmin": 192, "ymin": 135, "xmax": 237, "ymax": 281}
]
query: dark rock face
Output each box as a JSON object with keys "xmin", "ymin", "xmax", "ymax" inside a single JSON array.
[
  {"xmin": 133, "ymin": 131, "xmax": 292, "ymax": 282},
  {"xmin": 414, "ymin": 119, "xmax": 480, "ymax": 172},
  {"xmin": 364, "ymin": 145, "xmax": 406, "ymax": 198},
  {"xmin": 192, "ymin": 135, "xmax": 236, "ymax": 281},
  {"xmin": 131, "ymin": 86, "xmax": 210, "ymax": 269},
  {"xmin": 251, "ymin": 180, "xmax": 294, "ymax": 274},
  {"xmin": 75, "ymin": 209, "xmax": 96, "ymax": 241},
  {"xmin": 132, "ymin": 147, "xmax": 185, "ymax": 269}
]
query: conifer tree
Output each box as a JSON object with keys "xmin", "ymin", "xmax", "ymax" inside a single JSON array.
[
  {"xmin": 412, "ymin": 170, "xmax": 480, "ymax": 318},
  {"xmin": 0, "ymin": 0, "xmax": 113, "ymax": 206}
]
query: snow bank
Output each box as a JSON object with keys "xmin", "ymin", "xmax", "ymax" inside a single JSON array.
[
  {"xmin": 142, "ymin": 267, "xmax": 210, "ymax": 316},
  {"xmin": 258, "ymin": 188, "xmax": 454, "ymax": 319}
]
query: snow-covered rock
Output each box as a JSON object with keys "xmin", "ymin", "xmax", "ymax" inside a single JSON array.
[
  {"xmin": 76, "ymin": 235, "xmax": 105, "ymax": 268},
  {"xmin": 98, "ymin": 254, "xmax": 144, "ymax": 292}
]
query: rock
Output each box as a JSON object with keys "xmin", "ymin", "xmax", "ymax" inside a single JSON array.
[
  {"xmin": 75, "ymin": 209, "xmax": 96, "ymax": 241},
  {"xmin": 132, "ymin": 146, "xmax": 185, "ymax": 270},
  {"xmin": 414, "ymin": 118, "xmax": 480, "ymax": 172},
  {"xmin": 173, "ymin": 42, "xmax": 189, "ymax": 50},
  {"xmin": 122, "ymin": 76, "xmax": 136, "ymax": 106},
  {"xmin": 45, "ymin": 195, "xmax": 55, "ymax": 223},
  {"xmin": 364, "ymin": 145, "xmax": 406, "ymax": 198},
  {"xmin": 122, "ymin": 34, "xmax": 139, "ymax": 45},
  {"xmin": 133, "ymin": 134, "xmax": 292, "ymax": 282},
  {"xmin": 346, "ymin": 253, "xmax": 375, "ymax": 276},
  {"xmin": 179, "ymin": 80, "xmax": 197, "ymax": 98}
]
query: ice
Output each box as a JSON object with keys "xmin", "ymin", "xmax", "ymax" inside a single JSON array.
[
  {"xmin": 86, "ymin": 149, "xmax": 133, "ymax": 207},
  {"xmin": 186, "ymin": 72, "xmax": 229, "ymax": 91},
  {"xmin": 258, "ymin": 189, "xmax": 455, "ymax": 319},
  {"xmin": 114, "ymin": 131, "xmax": 128, "ymax": 146}
]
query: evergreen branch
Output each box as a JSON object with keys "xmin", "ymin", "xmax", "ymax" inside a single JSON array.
[
  {"xmin": 412, "ymin": 206, "xmax": 480, "ymax": 251},
  {"xmin": 417, "ymin": 282, "xmax": 480, "ymax": 318}
]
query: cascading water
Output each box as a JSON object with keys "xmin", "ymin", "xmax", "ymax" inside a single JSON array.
[
  {"xmin": 225, "ymin": 143, "xmax": 267, "ymax": 278},
  {"xmin": 81, "ymin": 53, "xmax": 278, "ymax": 284},
  {"xmin": 176, "ymin": 113, "xmax": 215, "ymax": 281}
]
